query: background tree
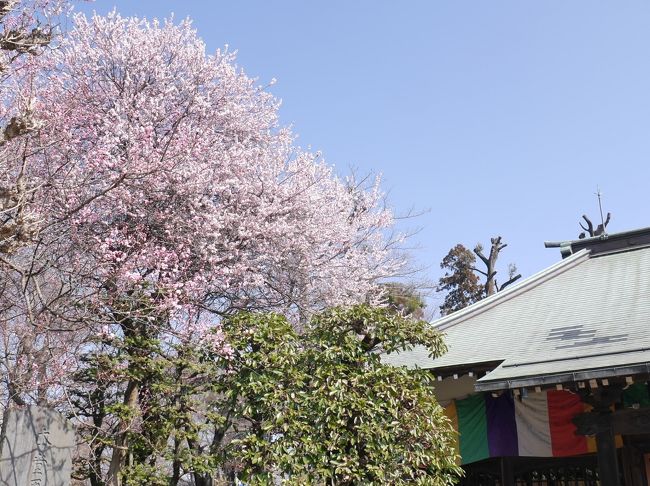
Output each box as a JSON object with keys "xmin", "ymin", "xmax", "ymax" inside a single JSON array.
[
  {"xmin": 437, "ymin": 238, "xmax": 521, "ymax": 315},
  {"xmin": 473, "ymin": 236, "xmax": 521, "ymax": 297},
  {"xmin": 437, "ymin": 244, "xmax": 483, "ymax": 316}
]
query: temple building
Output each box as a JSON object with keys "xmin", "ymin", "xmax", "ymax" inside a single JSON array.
[{"xmin": 387, "ymin": 227, "xmax": 650, "ymax": 485}]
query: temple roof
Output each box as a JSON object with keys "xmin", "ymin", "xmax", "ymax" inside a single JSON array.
[{"xmin": 384, "ymin": 227, "xmax": 650, "ymax": 391}]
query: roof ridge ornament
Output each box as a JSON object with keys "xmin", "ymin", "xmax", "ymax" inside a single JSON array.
[
  {"xmin": 578, "ymin": 187, "xmax": 611, "ymax": 239},
  {"xmin": 545, "ymin": 226, "xmax": 650, "ymax": 258},
  {"xmin": 579, "ymin": 213, "xmax": 611, "ymax": 240}
]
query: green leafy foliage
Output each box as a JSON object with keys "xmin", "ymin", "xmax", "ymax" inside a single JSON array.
[
  {"xmin": 72, "ymin": 306, "xmax": 460, "ymax": 485},
  {"xmin": 228, "ymin": 306, "xmax": 461, "ymax": 485}
]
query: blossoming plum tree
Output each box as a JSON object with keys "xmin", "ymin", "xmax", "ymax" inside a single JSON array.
[
  {"xmin": 0, "ymin": 11, "xmax": 409, "ymax": 484},
  {"xmin": 39, "ymin": 13, "xmax": 404, "ymax": 318}
]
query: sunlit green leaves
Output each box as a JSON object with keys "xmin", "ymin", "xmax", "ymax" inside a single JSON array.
[{"xmin": 224, "ymin": 305, "xmax": 461, "ymax": 485}]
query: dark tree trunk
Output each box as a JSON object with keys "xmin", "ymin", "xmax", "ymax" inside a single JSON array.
[
  {"xmin": 474, "ymin": 236, "xmax": 505, "ymax": 296},
  {"xmin": 474, "ymin": 236, "xmax": 521, "ymax": 295},
  {"xmin": 107, "ymin": 379, "xmax": 139, "ymax": 486}
]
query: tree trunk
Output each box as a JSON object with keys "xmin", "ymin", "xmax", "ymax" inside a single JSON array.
[
  {"xmin": 474, "ymin": 236, "xmax": 505, "ymax": 297},
  {"xmin": 187, "ymin": 434, "xmax": 212, "ymax": 486},
  {"xmin": 106, "ymin": 379, "xmax": 139, "ymax": 486}
]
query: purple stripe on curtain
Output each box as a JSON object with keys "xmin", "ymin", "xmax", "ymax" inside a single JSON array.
[{"xmin": 485, "ymin": 392, "xmax": 519, "ymax": 457}]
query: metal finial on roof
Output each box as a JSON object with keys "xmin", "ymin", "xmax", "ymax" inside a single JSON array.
[{"xmin": 596, "ymin": 186, "xmax": 606, "ymax": 236}]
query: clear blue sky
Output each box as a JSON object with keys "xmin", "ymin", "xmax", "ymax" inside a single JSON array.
[{"xmin": 77, "ymin": 1, "xmax": 650, "ymax": 310}]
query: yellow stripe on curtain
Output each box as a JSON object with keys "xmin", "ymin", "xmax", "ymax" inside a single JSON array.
[{"xmin": 443, "ymin": 402, "xmax": 461, "ymax": 465}]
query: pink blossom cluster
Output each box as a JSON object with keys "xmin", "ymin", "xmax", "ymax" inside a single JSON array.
[
  {"xmin": 0, "ymin": 11, "xmax": 406, "ymax": 402},
  {"xmin": 33, "ymin": 13, "xmax": 404, "ymax": 322}
]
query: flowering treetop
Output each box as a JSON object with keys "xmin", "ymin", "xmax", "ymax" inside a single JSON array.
[
  {"xmin": 0, "ymin": 11, "xmax": 408, "ymax": 405},
  {"xmin": 33, "ymin": 12, "xmax": 405, "ymax": 323}
]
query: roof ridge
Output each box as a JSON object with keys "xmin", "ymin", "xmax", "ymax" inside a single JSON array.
[
  {"xmin": 545, "ymin": 225, "xmax": 650, "ymax": 249},
  {"xmin": 545, "ymin": 225, "xmax": 650, "ymax": 257},
  {"xmin": 434, "ymin": 249, "xmax": 591, "ymax": 331}
]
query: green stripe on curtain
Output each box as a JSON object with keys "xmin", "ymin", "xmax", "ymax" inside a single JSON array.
[{"xmin": 456, "ymin": 393, "xmax": 489, "ymax": 464}]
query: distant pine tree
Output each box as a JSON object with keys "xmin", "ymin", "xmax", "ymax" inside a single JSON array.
[
  {"xmin": 437, "ymin": 244, "xmax": 484, "ymax": 316},
  {"xmin": 437, "ymin": 238, "xmax": 521, "ymax": 316}
]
